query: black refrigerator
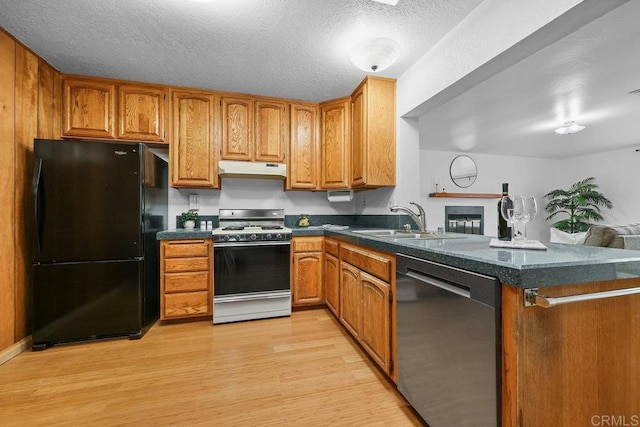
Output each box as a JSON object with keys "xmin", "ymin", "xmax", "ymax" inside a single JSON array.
[{"xmin": 32, "ymin": 139, "xmax": 168, "ymax": 350}]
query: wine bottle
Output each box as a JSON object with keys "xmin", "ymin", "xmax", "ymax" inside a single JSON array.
[{"xmin": 498, "ymin": 183, "xmax": 512, "ymax": 241}]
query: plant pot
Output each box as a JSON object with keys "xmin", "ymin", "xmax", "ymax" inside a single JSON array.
[{"xmin": 183, "ymin": 220, "xmax": 195, "ymax": 230}]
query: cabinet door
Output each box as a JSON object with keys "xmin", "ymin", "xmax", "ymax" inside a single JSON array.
[
  {"xmin": 117, "ymin": 85, "xmax": 166, "ymax": 142},
  {"xmin": 351, "ymin": 77, "xmax": 396, "ymax": 188},
  {"xmin": 340, "ymin": 261, "xmax": 361, "ymax": 338},
  {"xmin": 160, "ymin": 239, "xmax": 213, "ymax": 320},
  {"xmin": 170, "ymin": 91, "xmax": 218, "ymax": 188},
  {"xmin": 62, "ymin": 78, "xmax": 115, "ymax": 139},
  {"xmin": 221, "ymin": 96, "xmax": 253, "ymax": 161},
  {"xmin": 288, "ymin": 103, "xmax": 318, "ymax": 189},
  {"xmin": 292, "ymin": 252, "xmax": 323, "ymax": 307},
  {"xmin": 255, "ymin": 100, "xmax": 287, "ymax": 162},
  {"xmin": 360, "ymin": 271, "xmax": 390, "ymax": 372},
  {"xmin": 320, "ymin": 97, "xmax": 350, "ymax": 189},
  {"xmin": 324, "ymin": 253, "xmax": 340, "ymax": 317},
  {"xmin": 351, "ymin": 83, "xmax": 366, "ymax": 187}
]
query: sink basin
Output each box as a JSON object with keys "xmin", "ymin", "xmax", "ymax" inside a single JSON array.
[{"xmin": 352, "ymin": 229, "xmax": 464, "ymax": 240}]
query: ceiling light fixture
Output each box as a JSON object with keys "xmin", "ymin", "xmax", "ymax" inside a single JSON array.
[
  {"xmin": 370, "ymin": 0, "xmax": 400, "ymax": 5},
  {"xmin": 554, "ymin": 120, "xmax": 586, "ymax": 135},
  {"xmin": 350, "ymin": 38, "xmax": 400, "ymax": 73}
]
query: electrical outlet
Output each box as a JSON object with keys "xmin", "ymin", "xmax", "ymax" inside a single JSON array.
[{"xmin": 362, "ymin": 197, "xmax": 366, "ymax": 207}]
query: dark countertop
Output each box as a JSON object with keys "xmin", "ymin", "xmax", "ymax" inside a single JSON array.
[
  {"xmin": 157, "ymin": 229, "xmax": 214, "ymax": 240},
  {"xmin": 157, "ymin": 227, "xmax": 640, "ymax": 288}
]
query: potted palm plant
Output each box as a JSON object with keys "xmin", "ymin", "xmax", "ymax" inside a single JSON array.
[
  {"xmin": 544, "ymin": 177, "xmax": 612, "ymax": 233},
  {"xmin": 180, "ymin": 211, "xmax": 199, "ymax": 229}
]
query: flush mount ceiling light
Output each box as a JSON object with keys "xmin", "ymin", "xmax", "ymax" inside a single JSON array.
[
  {"xmin": 350, "ymin": 38, "xmax": 401, "ymax": 73},
  {"xmin": 370, "ymin": 0, "xmax": 400, "ymax": 5},
  {"xmin": 554, "ymin": 120, "xmax": 586, "ymax": 135}
]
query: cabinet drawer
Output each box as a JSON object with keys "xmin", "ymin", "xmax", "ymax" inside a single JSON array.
[
  {"xmin": 164, "ymin": 271, "xmax": 210, "ymax": 293},
  {"xmin": 341, "ymin": 244, "xmax": 392, "ymax": 282},
  {"xmin": 163, "ymin": 240, "xmax": 210, "ymax": 258},
  {"xmin": 164, "ymin": 257, "xmax": 210, "ymax": 273},
  {"xmin": 163, "ymin": 291, "xmax": 211, "ymax": 319},
  {"xmin": 324, "ymin": 238, "xmax": 339, "ymax": 257},
  {"xmin": 292, "ymin": 237, "xmax": 323, "ymax": 252}
]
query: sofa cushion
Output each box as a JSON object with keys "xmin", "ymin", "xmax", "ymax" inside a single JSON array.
[
  {"xmin": 623, "ymin": 236, "xmax": 640, "ymax": 251},
  {"xmin": 550, "ymin": 228, "xmax": 587, "ymax": 245},
  {"xmin": 608, "ymin": 223, "xmax": 640, "ymax": 249},
  {"xmin": 583, "ymin": 225, "xmax": 618, "ymax": 247}
]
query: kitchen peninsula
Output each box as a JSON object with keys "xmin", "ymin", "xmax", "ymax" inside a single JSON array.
[{"xmin": 158, "ymin": 227, "xmax": 640, "ymax": 426}]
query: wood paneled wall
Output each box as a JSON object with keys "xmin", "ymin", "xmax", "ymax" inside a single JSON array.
[
  {"xmin": 0, "ymin": 30, "xmax": 17, "ymax": 352},
  {"xmin": 0, "ymin": 29, "xmax": 61, "ymax": 352}
]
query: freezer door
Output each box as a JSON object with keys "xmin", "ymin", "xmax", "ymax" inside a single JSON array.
[
  {"xmin": 33, "ymin": 260, "xmax": 143, "ymax": 347},
  {"xmin": 33, "ymin": 139, "xmax": 142, "ymax": 262}
]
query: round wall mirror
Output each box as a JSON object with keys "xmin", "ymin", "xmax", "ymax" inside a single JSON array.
[{"xmin": 450, "ymin": 155, "xmax": 477, "ymax": 188}]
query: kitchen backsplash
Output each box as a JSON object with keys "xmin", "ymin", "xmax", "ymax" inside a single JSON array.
[{"xmin": 174, "ymin": 214, "xmax": 416, "ymax": 230}]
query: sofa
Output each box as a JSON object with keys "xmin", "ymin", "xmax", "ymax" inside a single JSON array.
[
  {"xmin": 583, "ymin": 223, "xmax": 640, "ymax": 250},
  {"xmin": 550, "ymin": 223, "xmax": 640, "ymax": 250}
]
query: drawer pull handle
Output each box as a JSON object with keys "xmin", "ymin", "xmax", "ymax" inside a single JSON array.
[{"xmin": 524, "ymin": 287, "xmax": 640, "ymax": 308}]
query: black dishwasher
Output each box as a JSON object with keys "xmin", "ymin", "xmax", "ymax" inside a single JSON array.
[{"xmin": 396, "ymin": 254, "xmax": 501, "ymax": 427}]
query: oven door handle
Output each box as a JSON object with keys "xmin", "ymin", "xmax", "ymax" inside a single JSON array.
[
  {"xmin": 214, "ymin": 241, "xmax": 291, "ymax": 248},
  {"xmin": 215, "ymin": 291, "xmax": 291, "ymax": 302}
]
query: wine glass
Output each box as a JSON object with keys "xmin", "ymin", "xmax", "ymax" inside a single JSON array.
[
  {"xmin": 500, "ymin": 195, "xmax": 523, "ymax": 242},
  {"xmin": 521, "ymin": 196, "xmax": 538, "ymax": 241}
]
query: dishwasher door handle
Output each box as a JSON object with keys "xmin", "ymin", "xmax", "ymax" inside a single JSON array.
[{"xmin": 406, "ymin": 270, "xmax": 471, "ymax": 299}]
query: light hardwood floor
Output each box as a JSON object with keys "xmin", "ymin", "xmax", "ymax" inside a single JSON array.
[{"xmin": 0, "ymin": 308, "xmax": 424, "ymax": 426}]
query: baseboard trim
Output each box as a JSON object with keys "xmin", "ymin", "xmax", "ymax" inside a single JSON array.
[{"xmin": 0, "ymin": 335, "xmax": 32, "ymax": 365}]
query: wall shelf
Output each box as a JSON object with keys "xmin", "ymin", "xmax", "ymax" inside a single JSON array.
[{"xmin": 429, "ymin": 192, "xmax": 502, "ymax": 199}]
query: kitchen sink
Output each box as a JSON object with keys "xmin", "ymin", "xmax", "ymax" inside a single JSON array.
[{"xmin": 352, "ymin": 229, "xmax": 464, "ymax": 240}]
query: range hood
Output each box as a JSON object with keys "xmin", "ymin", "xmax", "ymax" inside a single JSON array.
[{"xmin": 218, "ymin": 160, "xmax": 287, "ymax": 179}]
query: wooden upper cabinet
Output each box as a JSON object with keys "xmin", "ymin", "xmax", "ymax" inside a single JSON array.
[
  {"xmin": 351, "ymin": 84, "xmax": 366, "ymax": 187},
  {"xmin": 288, "ymin": 103, "xmax": 319, "ymax": 190},
  {"xmin": 320, "ymin": 97, "xmax": 350, "ymax": 189},
  {"xmin": 170, "ymin": 90, "xmax": 218, "ymax": 188},
  {"xmin": 350, "ymin": 77, "xmax": 396, "ymax": 188},
  {"xmin": 62, "ymin": 78, "xmax": 115, "ymax": 139},
  {"xmin": 220, "ymin": 96, "xmax": 253, "ymax": 161},
  {"xmin": 117, "ymin": 85, "xmax": 166, "ymax": 142},
  {"xmin": 255, "ymin": 100, "xmax": 287, "ymax": 162}
]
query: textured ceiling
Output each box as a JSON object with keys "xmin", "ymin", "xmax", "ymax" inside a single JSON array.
[
  {"xmin": 419, "ymin": 0, "xmax": 640, "ymax": 159},
  {"xmin": 0, "ymin": 0, "xmax": 482, "ymax": 102}
]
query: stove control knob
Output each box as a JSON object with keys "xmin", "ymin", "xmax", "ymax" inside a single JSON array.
[
  {"xmin": 250, "ymin": 234, "xmax": 258, "ymax": 241},
  {"xmin": 223, "ymin": 235, "xmax": 230, "ymax": 242},
  {"xmin": 275, "ymin": 233, "xmax": 283, "ymax": 240},
  {"xmin": 265, "ymin": 233, "xmax": 273, "ymax": 240}
]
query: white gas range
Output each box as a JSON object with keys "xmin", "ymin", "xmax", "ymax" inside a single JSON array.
[{"xmin": 212, "ymin": 209, "xmax": 292, "ymax": 324}]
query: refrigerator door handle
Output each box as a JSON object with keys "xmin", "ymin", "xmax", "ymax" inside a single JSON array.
[{"xmin": 33, "ymin": 158, "xmax": 43, "ymax": 260}]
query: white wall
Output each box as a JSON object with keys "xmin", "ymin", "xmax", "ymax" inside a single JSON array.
[
  {"xmin": 418, "ymin": 150, "xmax": 560, "ymax": 242},
  {"xmin": 415, "ymin": 146, "xmax": 639, "ymax": 242},
  {"xmin": 554, "ymin": 147, "xmax": 640, "ymax": 226},
  {"xmin": 168, "ymin": 178, "xmax": 356, "ymax": 228}
]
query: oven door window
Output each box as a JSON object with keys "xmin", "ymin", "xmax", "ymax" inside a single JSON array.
[{"xmin": 214, "ymin": 244, "xmax": 290, "ymax": 296}]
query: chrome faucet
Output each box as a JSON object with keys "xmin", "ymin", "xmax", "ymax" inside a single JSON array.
[{"xmin": 390, "ymin": 202, "xmax": 427, "ymax": 232}]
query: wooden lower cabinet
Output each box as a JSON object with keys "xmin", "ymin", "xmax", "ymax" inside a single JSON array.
[
  {"xmin": 338, "ymin": 242, "xmax": 394, "ymax": 376},
  {"xmin": 502, "ymin": 279, "xmax": 640, "ymax": 425},
  {"xmin": 360, "ymin": 271, "xmax": 390, "ymax": 372},
  {"xmin": 339, "ymin": 261, "xmax": 361, "ymax": 339},
  {"xmin": 160, "ymin": 239, "xmax": 213, "ymax": 320},
  {"xmin": 291, "ymin": 237, "xmax": 324, "ymax": 307},
  {"xmin": 323, "ymin": 252, "xmax": 340, "ymax": 317},
  {"xmin": 323, "ymin": 238, "xmax": 340, "ymax": 316}
]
